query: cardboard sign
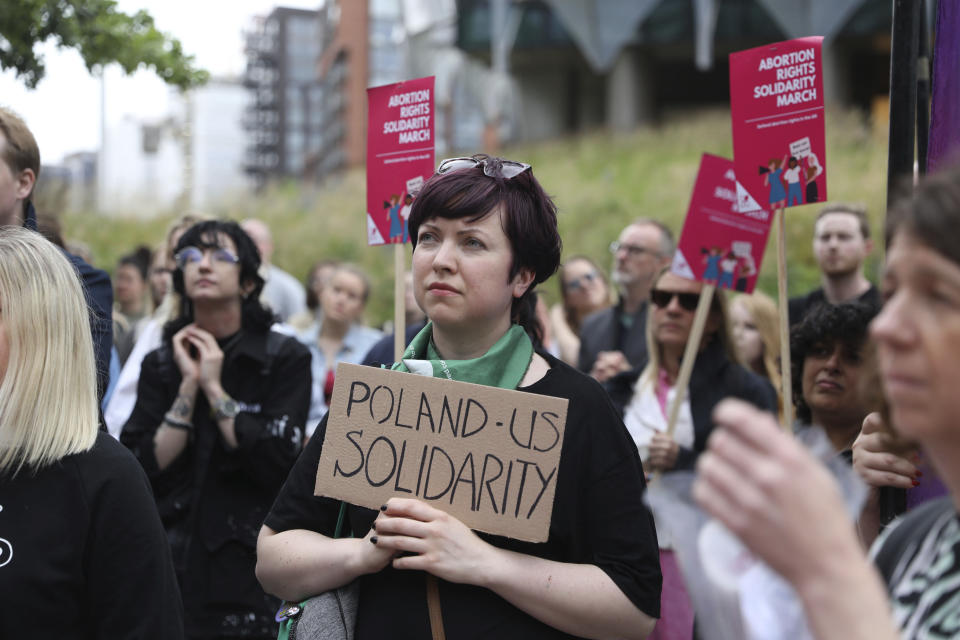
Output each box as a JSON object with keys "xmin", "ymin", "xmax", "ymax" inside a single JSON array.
[
  {"xmin": 671, "ymin": 154, "xmax": 773, "ymax": 293},
  {"xmin": 730, "ymin": 37, "xmax": 826, "ymax": 212},
  {"xmin": 314, "ymin": 363, "xmax": 569, "ymax": 543},
  {"xmin": 366, "ymin": 76, "xmax": 436, "ymax": 246}
]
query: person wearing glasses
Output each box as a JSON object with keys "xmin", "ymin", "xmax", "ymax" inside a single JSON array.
[
  {"xmin": 606, "ymin": 268, "xmax": 776, "ymax": 640},
  {"xmin": 121, "ymin": 219, "xmax": 311, "ymax": 639},
  {"xmin": 549, "ymin": 255, "xmax": 612, "ymax": 365},
  {"xmin": 258, "ymin": 155, "xmax": 662, "ymax": 639},
  {"xmin": 577, "ymin": 220, "xmax": 674, "ymax": 383}
]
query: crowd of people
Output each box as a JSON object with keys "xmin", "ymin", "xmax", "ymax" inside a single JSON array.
[{"xmin": 0, "ymin": 99, "xmax": 957, "ymax": 640}]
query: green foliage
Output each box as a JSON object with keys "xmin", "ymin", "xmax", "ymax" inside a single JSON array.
[
  {"xmin": 61, "ymin": 106, "xmax": 889, "ymax": 328},
  {"xmin": 0, "ymin": 0, "xmax": 207, "ymax": 89}
]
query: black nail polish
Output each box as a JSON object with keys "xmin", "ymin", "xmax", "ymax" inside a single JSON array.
[
  {"xmin": 370, "ymin": 536, "xmax": 378, "ymax": 544},
  {"xmin": 380, "ymin": 504, "xmax": 388, "ymax": 511},
  {"xmin": 371, "ymin": 522, "xmax": 376, "ymax": 531}
]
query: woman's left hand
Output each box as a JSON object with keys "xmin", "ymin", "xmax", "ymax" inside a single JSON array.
[
  {"xmin": 647, "ymin": 432, "xmax": 679, "ymax": 471},
  {"xmin": 371, "ymin": 498, "xmax": 499, "ymax": 585}
]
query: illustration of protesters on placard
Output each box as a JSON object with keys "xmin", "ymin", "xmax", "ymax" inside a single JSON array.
[
  {"xmin": 761, "ymin": 156, "xmax": 787, "ymax": 209},
  {"xmin": 783, "ymin": 156, "xmax": 804, "ymax": 206},
  {"xmin": 804, "ymin": 152, "xmax": 823, "ymax": 203},
  {"xmin": 384, "ymin": 194, "xmax": 404, "ymax": 243},
  {"xmin": 701, "ymin": 246, "xmax": 723, "ymax": 284},
  {"xmin": 718, "ymin": 251, "xmax": 739, "ymax": 289},
  {"xmin": 400, "ymin": 193, "xmax": 413, "ymax": 243},
  {"xmin": 732, "ymin": 242, "xmax": 757, "ymax": 291}
]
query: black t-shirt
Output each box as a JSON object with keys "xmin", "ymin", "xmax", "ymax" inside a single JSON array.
[
  {"xmin": 871, "ymin": 497, "xmax": 960, "ymax": 638},
  {"xmin": 0, "ymin": 432, "xmax": 183, "ymax": 639},
  {"xmin": 787, "ymin": 284, "xmax": 881, "ymax": 326},
  {"xmin": 265, "ymin": 353, "xmax": 661, "ymax": 640}
]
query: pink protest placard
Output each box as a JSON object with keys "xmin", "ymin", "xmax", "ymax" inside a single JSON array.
[
  {"xmin": 730, "ymin": 37, "xmax": 826, "ymax": 213},
  {"xmin": 671, "ymin": 154, "xmax": 773, "ymax": 293},
  {"xmin": 366, "ymin": 76, "xmax": 435, "ymax": 246}
]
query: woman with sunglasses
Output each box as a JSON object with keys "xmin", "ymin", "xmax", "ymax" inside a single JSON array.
[
  {"xmin": 607, "ymin": 268, "xmax": 776, "ymax": 640},
  {"xmin": 550, "ymin": 256, "xmax": 612, "ymax": 365},
  {"xmin": 121, "ymin": 220, "xmax": 312, "ymax": 639},
  {"xmin": 692, "ymin": 166, "xmax": 960, "ymax": 640},
  {"xmin": 258, "ymin": 155, "xmax": 662, "ymax": 639}
]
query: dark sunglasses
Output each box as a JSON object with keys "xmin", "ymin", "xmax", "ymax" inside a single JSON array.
[
  {"xmin": 564, "ymin": 271, "xmax": 598, "ymax": 292},
  {"xmin": 650, "ymin": 288, "xmax": 700, "ymax": 312},
  {"xmin": 174, "ymin": 246, "xmax": 240, "ymax": 270},
  {"xmin": 437, "ymin": 156, "xmax": 531, "ymax": 180}
]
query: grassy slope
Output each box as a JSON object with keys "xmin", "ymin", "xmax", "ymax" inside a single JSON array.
[{"xmin": 63, "ymin": 107, "xmax": 889, "ymax": 327}]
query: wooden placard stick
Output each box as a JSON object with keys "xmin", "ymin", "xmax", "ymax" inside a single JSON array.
[
  {"xmin": 393, "ymin": 243, "xmax": 407, "ymax": 363},
  {"xmin": 665, "ymin": 283, "xmax": 717, "ymax": 439},
  {"xmin": 651, "ymin": 284, "xmax": 717, "ymax": 484},
  {"xmin": 776, "ymin": 207, "xmax": 794, "ymax": 431}
]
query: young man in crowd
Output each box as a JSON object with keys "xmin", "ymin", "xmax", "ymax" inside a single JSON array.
[{"xmin": 789, "ymin": 204, "xmax": 880, "ymax": 326}]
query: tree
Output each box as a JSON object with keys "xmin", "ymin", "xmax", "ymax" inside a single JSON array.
[{"xmin": 0, "ymin": 0, "xmax": 208, "ymax": 90}]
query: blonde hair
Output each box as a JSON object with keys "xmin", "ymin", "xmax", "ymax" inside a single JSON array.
[
  {"xmin": 0, "ymin": 227, "xmax": 98, "ymax": 475},
  {"xmin": 731, "ymin": 291, "xmax": 781, "ymax": 384},
  {"xmin": 640, "ymin": 268, "xmax": 736, "ymax": 389}
]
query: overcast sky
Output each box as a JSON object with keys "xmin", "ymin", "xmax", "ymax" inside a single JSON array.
[{"xmin": 0, "ymin": 0, "xmax": 321, "ymax": 163}]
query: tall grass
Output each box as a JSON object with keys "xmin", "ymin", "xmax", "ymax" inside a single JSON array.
[{"xmin": 62, "ymin": 106, "xmax": 888, "ymax": 327}]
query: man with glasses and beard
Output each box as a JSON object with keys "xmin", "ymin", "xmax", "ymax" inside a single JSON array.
[{"xmin": 578, "ymin": 219, "xmax": 674, "ymax": 382}]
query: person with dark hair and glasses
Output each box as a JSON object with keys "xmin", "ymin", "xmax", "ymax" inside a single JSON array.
[
  {"xmin": 606, "ymin": 267, "xmax": 776, "ymax": 640},
  {"xmin": 121, "ymin": 219, "xmax": 311, "ymax": 639},
  {"xmin": 258, "ymin": 155, "xmax": 662, "ymax": 639}
]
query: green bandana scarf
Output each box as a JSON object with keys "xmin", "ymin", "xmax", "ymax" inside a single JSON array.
[{"xmin": 392, "ymin": 322, "xmax": 533, "ymax": 390}]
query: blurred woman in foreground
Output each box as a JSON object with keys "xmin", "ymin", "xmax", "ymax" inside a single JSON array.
[
  {"xmin": 693, "ymin": 165, "xmax": 960, "ymax": 639},
  {"xmin": 0, "ymin": 227, "xmax": 182, "ymax": 638}
]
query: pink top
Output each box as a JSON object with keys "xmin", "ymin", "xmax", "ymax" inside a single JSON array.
[{"xmin": 655, "ymin": 367, "xmax": 673, "ymax": 420}]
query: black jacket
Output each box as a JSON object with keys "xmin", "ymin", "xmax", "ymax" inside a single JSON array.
[
  {"xmin": 606, "ymin": 339, "xmax": 777, "ymax": 470},
  {"xmin": 121, "ymin": 328, "xmax": 311, "ymax": 637},
  {"xmin": 24, "ymin": 201, "xmax": 113, "ymax": 401},
  {"xmin": 577, "ymin": 301, "xmax": 649, "ymax": 374}
]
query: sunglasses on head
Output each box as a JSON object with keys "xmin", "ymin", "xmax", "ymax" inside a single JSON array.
[
  {"xmin": 650, "ymin": 288, "xmax": 700, "ymax": 312},
  {"xmin": 437, "ymin": 156, "xmax": 532, "ymax": 180},
  {"xmin": 564, "ymin": 271, "xmax": 598, "ymax": 292},
  {"xmin": 174, "ymin": 245, "xmax": 240, "ymax": 270}
]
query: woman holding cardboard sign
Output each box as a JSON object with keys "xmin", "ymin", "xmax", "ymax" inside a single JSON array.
[
  {"xmin": 606, "ymin": 268, "xmax": 776, "ymax": 640},
  {"xmin": 257, "ymin": 155, "xmax": 662, "ymax": 639}
]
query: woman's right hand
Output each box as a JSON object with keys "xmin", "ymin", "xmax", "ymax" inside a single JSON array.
[
  {"xmin": 851, "ymin": 412, "xmax": 918, "ymax": 490},
  {"xmin": 172, "ymin": 326, "xmax": 201, "ymax": 383}
]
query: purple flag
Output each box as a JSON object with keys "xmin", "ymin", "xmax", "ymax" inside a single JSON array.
[{"xmin": 928, "ymin": 2, "xmax": 960, "ymax": 172}]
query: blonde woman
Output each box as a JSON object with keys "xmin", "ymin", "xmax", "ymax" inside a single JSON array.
[
  {"xmin": 0, "ymin": 227, "xmax": 182, "ymax": 638},
  {"xmin": 606, "ymin": 268, "xmax": 777, "ymax": 640},
  {"xmin": 730, "ymin": 291, "xmax": 783, "ymax": 411}
]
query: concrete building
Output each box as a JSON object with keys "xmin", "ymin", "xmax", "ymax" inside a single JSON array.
[
  {"xmin": 454, "ymin": 0, "xmax": 898, "ymax": 141},
  {"xmin": 243, "ymin": 7, "xmax": 324, "ymax": 186}
]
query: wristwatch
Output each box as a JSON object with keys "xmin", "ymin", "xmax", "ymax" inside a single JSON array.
[{"xmin": 212, "ymin": 395, "xmax": 240, "ymax": 421}]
